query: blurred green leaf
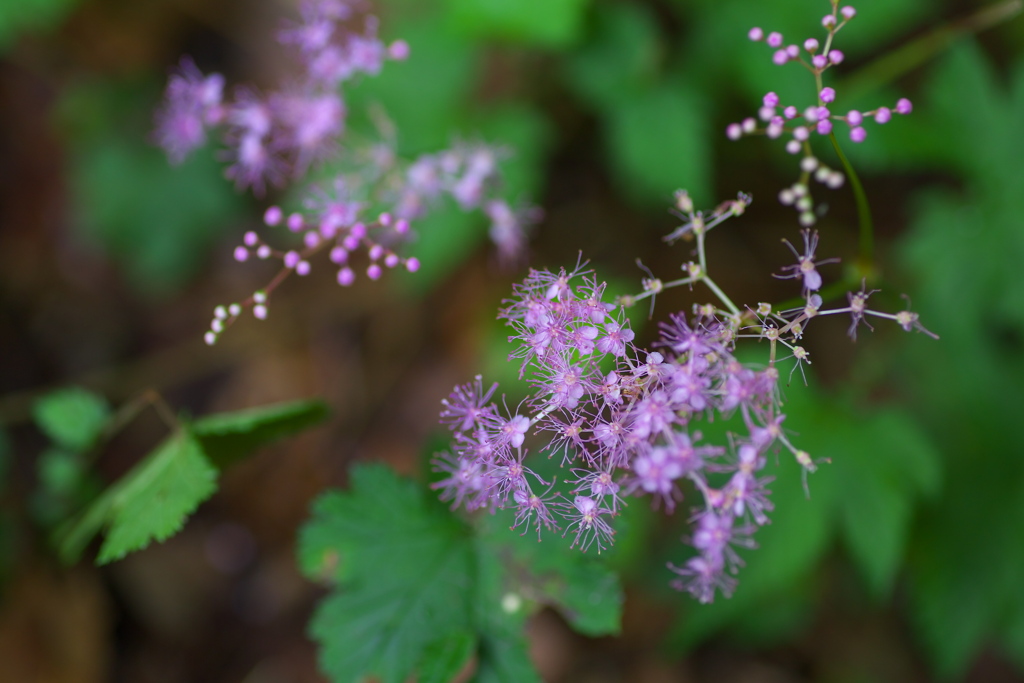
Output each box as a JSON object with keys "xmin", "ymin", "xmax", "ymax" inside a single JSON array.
[
  {"xmin": 347, "ymin": 11, "xmax": 479, "ymax": 154},
  {"xmin": 445, "ymin": 0, "xmax": 591, "ymax": 47},
  {"xmin": 37, "ymin": 448, "xmax": 84, "ymax": 496},
  {"xmin": 605, "ymin": 83, "xmax": 711, "ymax": 205},
  {"xmin": 418, "ymin": 631, "xmax": 476, "ymax": 683},
  {"xmin": 889, "ymin": 49, "xmax": 1024, "ymax": 666},
  {"xmin": 563, "ymin": 2, "xmax": 663, "ymax": 109},
  {"xmin": 33, "ymin": 387, "xmax": 109, "ymax": 451},
  {"xmin": 0, "ymin": 0, "xmax": 80, "ymax": 52},
  {"xmin": 481, "ymin": 509, "xmax": 623, "ymax": 637},
  {"xmin": 782, "ymin": 385, "xmax": 940, "ymax": 600},
  {"xmin": 192, "ymin": 399, "xmax": 328, "ymax": 469},
  {"xmin": 62, "ymin": 80, "xmax": 242, "ymax": 298}
]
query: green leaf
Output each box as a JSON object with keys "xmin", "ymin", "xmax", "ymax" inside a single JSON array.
[
  {"xmin": 33, "ymin": 387, "xmax": 110, "ymax": 451},
  {"xmin": 0, "ymin": 0, "xmax": 81, "ymax": 52},
  {"xmin": 418, "ymin": 631, "xmax": 477, "ymax": 683},
  {"xmin": 782, "ymin": 386, "xmax": 940, "ymax": 600},
  {"xmin": 192, "ymin": 399, "xmax": 329, "ymax": 469},
  {"xmin": 56, "ymin": 429, "xmax": 218, "ymax": 564},
  {"xmin": 302, "ymin": 465, "xmax": 617, "ymax": 682},
  {"xmin": 445, "ymin": 0, "xmax": 591, "ymax": 47},
  {"xmin": 481, "ymin": 510, "xmax": 623, "ymax": 637},
  {"xmin": 37, "ymin": 448, "xmax": 85, "ymax": 496},
  {"xmin": 96, "ymin": 430, "xmax": 217, "ymax": 563},
  {"xmin": 563, "ymin": 2, "xmax": 663, "ymax": 110},
  {"xmin": 62, "ymin": 80, "xmax": 243, "ymax": 298},
  {"xmin": 605, "ymin": 83, "xmax": 711, "ymax": 205},
  {"xmin": 471, "ymin": 539, "xmax": 541, "ymax": 683},
  {"xmin": 304, "ymin": 465, "xmax": 477, "ymax": 683}
]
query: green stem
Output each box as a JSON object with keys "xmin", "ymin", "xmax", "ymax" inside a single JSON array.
[
  {"xmin": 701, "ymin": 276, "xmax": 741, "ymax": 317},
  {"xmin": 828, "ymin": 132, "xmax": 874, "ymax": 279}
]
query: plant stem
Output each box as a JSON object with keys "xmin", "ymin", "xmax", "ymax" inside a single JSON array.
[{"xmin": 828, "ymin": 132, "xmax": 874, "ymax": 279}]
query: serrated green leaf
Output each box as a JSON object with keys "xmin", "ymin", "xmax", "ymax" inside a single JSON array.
[
  {"xmin": 192, "ymin": 399, "xmax": 328, "ymax": 469},
  {"xmin": 58, "ymin": 429, "xmax": 217, "ymax": 564},
  {"xmin": 445, "ymin": 0, "xmax": 590, "ymax": 47},
  {"xmin": 605, "ymin": 84, "xmax": 711, "ymax": 205},
  {"xmin": 301, "ymin": 464, "xmax": 620, "ymax": 682},
  {"xmin": 305, "ymin": 464, "xmax": 477, "ymax": 683},
  {"xmin": 418, "ymin": 631, "xmax": 477, "ymax": 683},
  {"xmin": 96, "ymin": 430, "xmax": 217, "ymax": 564},
  {"xmin": 33, "ymin": 387, "xmax": 110, "ymax": 451}
]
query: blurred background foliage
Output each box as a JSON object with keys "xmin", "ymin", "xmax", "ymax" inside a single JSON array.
[{"xmin": 0, "ymin": 0, "xmax": 1022, "ymax": 681}]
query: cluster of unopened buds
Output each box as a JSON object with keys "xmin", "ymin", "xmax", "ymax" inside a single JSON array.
[
  {"xmin": 204, "ymin": 204, "xmax": 420, "ymax": 345},
  {"xmin": 435, "ymin": 188, "xmax": 934, "ymax": 603},
  {"xmin": 151, "ymin": 0, "xmax": 538, "ymax": 344},
  {"xmin": 726, "ymin": 1, "xmax": 913, "ymax": 225},
  {"xmin": 201, "ymin": 137, "xmax": 536, "ymax": 344}
]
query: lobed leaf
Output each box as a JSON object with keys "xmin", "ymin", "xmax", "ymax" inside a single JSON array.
[{"xmin": 302, "ymin": 464, "xmax": 623, "ymax": 682}]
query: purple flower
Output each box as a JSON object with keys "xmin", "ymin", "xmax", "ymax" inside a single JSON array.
[
  {"xmin": 597, "ymin": 321, "xmax": 635, "ymax": 357},
  {"xmin": 154, "ymin": 58, "xmax": 225, "ymax": 163},
  {"xmin": 630, "ymin": 445, "xmax": 685, "ymax": 510},
  {"xmin": 431, "ymin": 451, "xmax": 491, "ymax": 511},
  {"xmin": 669, "ymin": 555, "xmax": 736, "ymax": 604},
  {"xmin": 273, "ymin": 91, "xmax": 345, "ymax": 172},
  {"xmin": 498, "ymin": 415, "xmax": 530, "ymax": 449},
  {"xmin": 564, "ymin": 496, "xmax": 615, "ymax": 552},
  {"xmin": 440, "ymin": 375, "xmax": 498, "ymax": 432},
  {"xmin": 512, "ymin": 487, "xmax": 558, "ymax": 539},
  {"xmin": 775, "ymin": 229, "xmax": 837, "ymax": 294}
]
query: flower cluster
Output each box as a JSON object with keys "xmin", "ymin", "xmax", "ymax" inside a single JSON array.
[
  {"xmin": 154, "ymin": 0, "xmax": 538, "ymax": 343},
  {"xmin": 156, "ymin": 0, "xmax": 407, "ymax": 192},
  {"xmin": 435, "ymin": 257, "xmax": 788, "ymax": 602},
  {"xmin": 436, "ymin": 187, "xmax": 934, "ymax": 602},
  {"xmin": 725, "ymin": 1, "xmax": 913, "ymax": 225},
  {"xmin": 203, "ymin": 139, "xmax": 538, "ymax": 344}
]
